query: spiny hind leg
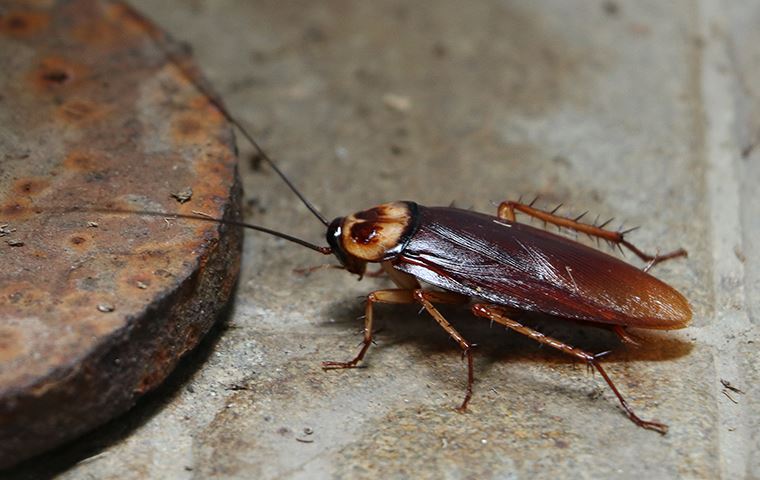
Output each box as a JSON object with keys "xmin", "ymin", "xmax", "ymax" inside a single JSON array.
[
  {"xmin": 497, "ymin": 200, "xmax": 686, "ymax": 269},
  {"xmin": 471, "ymin": 303, "xmax": 668, "ymax": 434}
]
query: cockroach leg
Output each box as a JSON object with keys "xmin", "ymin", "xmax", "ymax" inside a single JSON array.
[
  {"xmin": 322, "ymin": 289, "xmax": 416, "ymax": 369},
  {"xmin": 612, "ymin": 325, "xmax": 641, "ymax": 346},
  {"xmin": 323, "ymin": 287, "xmax": 474, "ymax": 411},
  {"xmin": 412, "ymin": 290, "xmax": 475, "ymax": 412},
  {"xmin": 590, "ymin": 323, "xmax": 641, "ymax": 346},
  {"xmin": 322, "ymin": 267, "xmax": 422, "ymax": 368},
  {"xmin": 621, "ymin": 243, "xmax": 686, "ymax": 270},
  {"xmin": 591, "ymin": 361, "xmax": 668, "ymax": 434},
  {"xmin": 497, "ymin": 200, "xmax": 687, "ymax": 268},
  {"xmin": 471, "ymin": 303, "xmax": 668, "ymax": 434}
]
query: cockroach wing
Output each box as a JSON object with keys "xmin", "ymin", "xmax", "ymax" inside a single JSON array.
[{"xmin": 393, "ymin": 206, "xmax": 691, "ymax": 329}]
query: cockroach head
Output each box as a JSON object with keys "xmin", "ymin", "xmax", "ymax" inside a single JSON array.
[{"xmin": 326, "ymin": 201, "xmax": 419, "ymax": 274}]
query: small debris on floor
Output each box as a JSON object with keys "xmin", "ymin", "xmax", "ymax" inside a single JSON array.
[
  {"xmin": 97, "ymin": 303, "xmax": 115, "ymax": 313},
  {"xmin": 383, "ymin": 92, "xmax": 411, "ymax": 112},
  {"xmin": 170, "ymin": 187, "xmax": 193, "ymax": 203},
  {"xmin": 720, "ymin": 379, "xmax": 745, "ymax": 404},
  {"xmin": 0, "ymin": 224, "xmax": 15, "ymax": 237},
  {"xmin": 225, "ymin": 383, "xmax": 250, "ymax": 391},
  {"xmin": 721, "ymin": 379, "xmax": 745, "ymax": 394}
]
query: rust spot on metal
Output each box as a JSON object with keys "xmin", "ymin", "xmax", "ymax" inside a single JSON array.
[
  {"xmin": 0, "ymin": 10, "xmax": 50, "ymax": 37},
  {"xmin": 29, "ymin": 57, "xmax": 87, "ymax": 92},
  {"xmin": 13, "ymin": 177, "xmax": 50, "ymax": 197},
  {"xmin": 1, "ymin": 200, "xmax": 34, "ymax": 219},
  {"xmin": 172, "ymin": 112, "xmax": 207, "ymax": 143},
  {"xmin": 42, "ymin": 69, "xmax": 69, "ymax": 83}
]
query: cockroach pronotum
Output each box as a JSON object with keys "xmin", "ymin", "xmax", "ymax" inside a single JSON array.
[{"xmin": 90, "ymin": 9, "xmax": 692, "ymax": 435}]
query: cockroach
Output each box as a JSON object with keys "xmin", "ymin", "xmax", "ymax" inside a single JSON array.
[
  {"xmin": 167, "ymin": 148, "xmax": 691, "ymax": 435},
  {"xmin": 87, "ymin": 8, "xmax": 693, "ymax": 435},
  {"xmin": 168, "ymin": 123, "xmax": 691, "ymax": 434}
]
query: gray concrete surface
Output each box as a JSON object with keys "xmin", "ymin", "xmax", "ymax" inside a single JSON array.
[{"xmin": 7, "ymin": 0, "xmax": 758, "ymax": 478}]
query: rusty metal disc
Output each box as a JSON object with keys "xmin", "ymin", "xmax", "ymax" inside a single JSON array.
[{"xmin": 0, "ymin": 0, "xmax": 241, "ymax": 467}]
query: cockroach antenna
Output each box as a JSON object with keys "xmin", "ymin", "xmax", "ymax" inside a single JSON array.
[
  {"xmin": 58, "ymin": 207, "xmax": 333, "ymax": 255},
  {"xmin": 221, "ymin": 114, "xmax": 330, "ymax": 228},
  {"xmin": 190, "ymin": 90, "xmax": 330, "ymax": 227},
  {"xmin": 123, "ymin": 3, "xmax": 329, "ymax": 227}
]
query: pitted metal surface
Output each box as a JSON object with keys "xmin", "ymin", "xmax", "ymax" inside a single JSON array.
[{"xmin": 0, "ymin": 0, "xmax": 241, "ymax": 467}]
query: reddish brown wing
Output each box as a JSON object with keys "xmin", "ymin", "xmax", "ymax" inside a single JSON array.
[{"xmin": 392, "ymin": 205, "xmax": 691, "ymax": 329}]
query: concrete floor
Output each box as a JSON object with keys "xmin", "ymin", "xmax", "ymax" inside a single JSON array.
[{"xmin": 8, "ymin": 0, "xmax": 759, "ymax": 478}]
